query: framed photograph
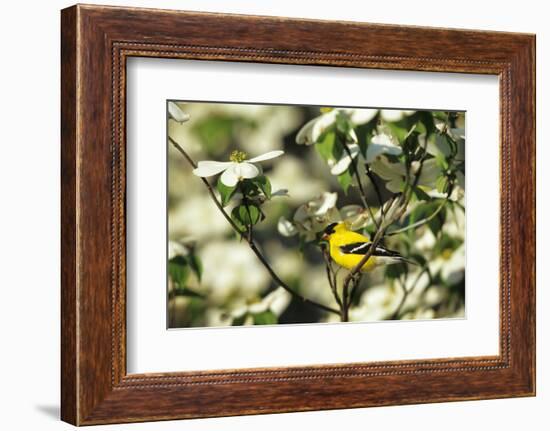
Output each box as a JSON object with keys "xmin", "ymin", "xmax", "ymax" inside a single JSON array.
[{"xmin": 61, "ymin": 4, "xmax": 535, "ymax": 425}]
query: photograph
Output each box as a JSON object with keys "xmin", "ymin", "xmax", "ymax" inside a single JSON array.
[{"xmin": 167, "ymin": 101, "xmax": 466, "ymax": 328}]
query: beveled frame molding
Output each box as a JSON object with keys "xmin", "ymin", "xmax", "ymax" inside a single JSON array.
[{"xmin": 61, "ymin": 4, "xmax": 535, "ymax": 425}]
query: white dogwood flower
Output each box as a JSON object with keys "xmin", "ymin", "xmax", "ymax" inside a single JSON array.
[{"xmin": 192, "ymin": 150, "xmax": 284, "ymax": 187}]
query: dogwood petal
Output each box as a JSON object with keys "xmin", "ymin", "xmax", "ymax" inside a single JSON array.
[
  {"xmin": 386, "ymin": 178, "xmax": 405, "ymax": 193},
  {"xmin": 340, "ymin": 205, "xmax": 370, "ymax": 230},
  {"xmin": 192, "ymin": 161, "xmax": 232, "ymax": 177},
  {"xmin": 416, "ymin": 159, "xmax": 441, "ymax": 186},
  {"xmin": 220, "ymin": 165, "xmax": 240, "ymax": 187},
  {"xmin": 311, "ymin": 110, "xmax": 337, "ymax": 142},
  {"xmin": 314, "ymin": 192, "xmax": 338, "ymax": 216},
  {"xmin": 371, "ymin": 156, "xmax": 406, "ymax": 181},
  {"xmin": 247, "ymin": 150, "xmax": 284, "ymax": 163},
  {"xmin": 366, "ymin": 134, "xmax": 402, "ymax": 163},
  {"xmin": 265, "ymin": 287, "xmax": 291, "ymax": 315},
  {"xmin": 330, "ymin": 143, "xmax": 360, "ymax": 175},
  {"xmin": 220, "ymin": 163, "xmax": 260, "ymax": 186},
  {"xmin": 349, "ymin": 108, "xmax": 378, "ymax": 125},
  {"xmin": 168, "ymin": 102, "xmax": 190, "ymax": 123},
  {"xmin": 340, "ymin": 204, "xmax": 363, "ymax": 219},
  {"xmin": 277, "ymin": 217, "xmax": 298, "ymax": 237},
  {"xmin": 168, "ymin": 240, "xmax": 189, "ymax": 259},
  {"xmin": 237, "ymin": 162, "xmax": 260, "ymax": 179},
  {"xmin": 272, "ymin": 189, "xmax": 289, "ymax": 197},
  {"xmin": 295, "ymin": 117, "xmax": 317, "ymax": 145},
  {"xmin": 248, "ymin": 301, "xmax": 269, "ymax": 314}
]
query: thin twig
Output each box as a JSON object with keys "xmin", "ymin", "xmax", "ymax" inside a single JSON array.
[
  {"xmin": 365, "ymin": 164, "xmax": 385, "ymax": 215},
  {"xmin": 348, "ymin": 274, "xmax": 363, "ymax": 306},
  {"xmin": 390, "ymin": 266, "xmax": 428, "ymax": 319},
  {"xmin": 341, "ymin": 141, "xmax": 379, "ymax": 229},
  {"xmin": 169, "ymin": 137, "xmax": 340, "ymax": 315},
  {"xmin": 322, "ymin": 249, "xmax": 343, "ymax": 314}
]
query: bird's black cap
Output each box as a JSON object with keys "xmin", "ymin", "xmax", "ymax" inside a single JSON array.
[{"xmin": 323, "ymin": 222, "xmax": 338, "ymax": 236}]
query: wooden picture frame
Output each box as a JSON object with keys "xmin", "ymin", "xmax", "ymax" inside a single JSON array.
[{"xmin": 61, "ymin": 4, "xmax": 536, "ymax": 425}]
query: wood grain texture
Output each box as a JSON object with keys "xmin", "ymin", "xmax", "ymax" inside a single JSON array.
[{"xmin": 60, "ymin": 4, "xmax": 536, "ymax": 425}]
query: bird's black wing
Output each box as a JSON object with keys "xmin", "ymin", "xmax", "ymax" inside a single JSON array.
[{"xmin": 339, "ymin": 242, "xmax": 402, "ymax": 257}]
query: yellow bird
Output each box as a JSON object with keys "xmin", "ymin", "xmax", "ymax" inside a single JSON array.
[{"xmin": 321, "ymin": 222, "xmax": 415, "ymax": 272}]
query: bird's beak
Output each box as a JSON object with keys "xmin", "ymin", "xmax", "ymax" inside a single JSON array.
[{"xmin": 321, "ymin": 233, "xmax": 328, "ymax": 240}]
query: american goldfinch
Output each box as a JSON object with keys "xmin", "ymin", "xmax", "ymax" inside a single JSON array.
[{"xmin": 321, "ymin": 222, "xmax": 416, "ymax": 272}]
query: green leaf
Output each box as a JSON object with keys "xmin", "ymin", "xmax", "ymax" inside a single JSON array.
[
  {"xmin": 231, "ymin": 204, "xmax": 262, "ymax": 228},
  {"xmin": 355, "ymin": 120, "xmax": 377, "ymax": 156},
  {"xmin": 435, "ymin": 152, "xmax": 449, "ymax": 171},
  {"xmin": 385, "ymin": 262, "xmax": 408, "ymax": 280},
  {"xmin": 436, "ymin": 176, "xmax": 448, "ymax": 193},
  {"xmin": 335, "ymin": 111, "xmax": 352, "ymax": 135},
  {"xmin": 427, "ymin": 204, "xmax": 447, "ymax": 236},
  {"xmin": 188, "ymin": 253, "xmax": 203, "ymax": 282},
  {"xmin": 402, "ymin": 129, "xmax": 420, "ymax": 156},
  {"xmin": 231, "ymin": 314, "xmax": 247, "ymax": 326},
  {"xmin": 168, "ymin": 255, "xmax": 189, "ymax": 287},
  {"xmin": 315, "ymin": 130, "xmax": 336, "ymax": 161},
  {"xmin": 412, "ymin": 186, "xmax": 431, "ymax": 202},
  {"xmin": 387, "ymin": 123, "xmax": 408, "ymax": 143},
  {"xmin": 217, "ymin": 177, "xmax": 237, "ymax": 206},
  {"xmin": 253, "ymin": 310, "xmax": 278, "ymax": 325},
  {"xmin": 410, "ymin": 253, "xmax": 427, "ymax": 266},
  {"xmin": 172, "ymin": 286, "xmax": 205, "ymax": 299},
  {"xmin": 337, "ymin": 169, "xmax": 353, "ymax": 194},
  {"xmin": 417, "ymin": 111, "xmax": 436, "ymax": 137},
  {"xmin": 253, "ymin": 175, "xmax": 272, "ymax": 199}
]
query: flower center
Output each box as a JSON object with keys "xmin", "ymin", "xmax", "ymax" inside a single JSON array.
[
  {"xmin": 320, "ymin": 107, "xmax": 334, "ymax": 114},
  {"xmin": 229, "ymin": 150, "xmax": 247, "ymax": 163},
  {"xmin": 441, "ymin": 248, "xmax": 453, "ymax": 260}
]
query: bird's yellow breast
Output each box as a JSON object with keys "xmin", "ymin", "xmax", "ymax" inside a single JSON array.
[{"xmin": 328, "ymin": 231, "xmax": 378, "ymax": 272}]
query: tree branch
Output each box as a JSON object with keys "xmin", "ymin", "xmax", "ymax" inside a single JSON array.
[
  {"xmin": 386, "ymin": 198, "xmax": 447, "ymax": 236},
  {"xmin": 340, "ymin": 140, "xmax": 430, "ymax": 300},
  {"xmin": 169, "ymin": 137, "xmax": 340, "ymax": 316}
]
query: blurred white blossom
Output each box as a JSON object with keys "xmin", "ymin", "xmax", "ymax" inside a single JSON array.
[
  {"xmin": 168, "ymin": 240, "xmax": 189, "ymax": 259},
  {"xmin": 168, "ymin": 101, "xmax": 190, "ymax": 123},
  {"xmin": 169, "ymin": 194, "xmax": 231, "ymax": 241},
  {"xmin": 269, "ymin": 155, "xmax": 325, "ymax": 204},
  {"xmin": 296, "ymin": 108, "xmax": 377, "ymax": 145},
  {"xmin": 231, "ymin": 287, "xmax": 292, "ymax": 321},
  {"xmin": 380, "ymin": 109, "xmax": 415, "ymax": 122},
  {"xmin": 200, "ymin": 240, "xmax": 270, "ymax": 305}
]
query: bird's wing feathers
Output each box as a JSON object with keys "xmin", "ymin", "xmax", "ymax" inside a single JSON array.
[{"xmin": 339, "ymin": 242, "xmax": 402, "ymax": 258}]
